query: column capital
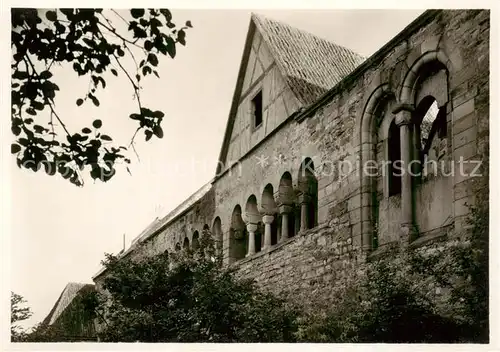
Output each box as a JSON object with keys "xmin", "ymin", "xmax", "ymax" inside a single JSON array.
[
  {"xmin": 262, "ymin": 214, "xmax": 274, "ymax": 224},
  {"xmin": 245, "ymin": 211, "xmax": 261, "ymax": 224},
  {"xmin": 391, "ymin": 102, "xmax": 415, "ymax": 114},
  {"xmin": 278, "ymin": 204, "xmax": 293, "ymax": 214},
  {"xmin": 246, "ymin": 223, "xmax": 258, "ymax": 233},
  {"xmin": 297, "ymin": 193, "xmax": 311, "ymax": 204},
  {"xmin": 275, "ymin": 193, "xmax": 294, "ymax": 208},
  {"xmin": 392, "ymin": 103, "xmax": 415, "ymax": 127}
]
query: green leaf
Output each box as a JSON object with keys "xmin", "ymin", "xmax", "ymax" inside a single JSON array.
[
  {"xmin": 166, "ymin": 37, "xmax": 176, "ymax": 58},
  {"xmin": 39, "ymin": 70, "xmax": 53, "ymax": 79},
  {"xmin": 153, "ymin": 125, "xmax": 164, "ymax": 139},
  {"xmin": 100, "ymin": 135, "xmax": 112, "ymax": 141},
  {"xmin": 152, "ymin": 110, "xmax": 165, "ymax": 118},
  {"xmin": 177, "ymin": 29, "xmax": 186, "ymax": 46},
  {"xmin": 130, "ymin": 9, "xmax": 145, "ymax": 19},
  {"xmin": 11, "ymin": 143, "xmax": 21, "ymax": 154},
  {"xmin": 26, "ymin": 108, "xmax": 37, "ymax": 116},
  {"xmin": 33, "ymin": 125, "xmax": 45, "ymax": 133},
  {"xmin": 111, "ymin": 69, "xmax": 118, "ymax": 76},
  {"xmin": 89, "ymin": 94, "xmax": 100, "ymax": 107},
  {"xmin": 150, "ymin": 18, "xmax": 162, "ymax": 28},
  {"xmin": 129, "ymin": 113, "xmax": 141, "ymax": 120},
  {"xmin": 32, "ymin": 101, "xmax": 44, "ymax": 111},
  {"xmin": 98, "ymin": 76, "xmax": 106, "ymax": 89},
  {"xmin": 140, "ymin": 107, "xmax": 153, "ymax": 116},
  {"xmin": 13, "ymin": 70, "xmax": 28, "ymax": 79},
  {"xmin": 145, "ymin": 130, "xmax": 152, "ymax": 141},
  {"xmin": 46, "ymin": 10, "xmax": 57, "ymax": 22},
  {"xmin": 82, "ymin": 127, "xmax": 92, "ymax": 134},
  {"xmin": 148, "ymin": 53, "xmax": 158, "ymax": 67},
  {"xmin": 93, "ymin": 119, "xmax": 103, "ymax": 129},
  {"xmin": 160, "ymin": 9, "xmax": 172, "ymax": 21},
  {"xmin": 76, "ymin": 98, "xmax": 84, "ymax": 106},
  {"xmin": 142, "ymin": 66, "xmax": 152, "ymax": 76},
  {"xmin": 186, "ymin": 20, "xmax": 193, "ymax": 28}
]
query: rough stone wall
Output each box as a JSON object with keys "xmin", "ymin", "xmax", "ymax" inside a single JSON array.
[
  {"xmin": 213, "ymin": 9, "xmax": 489, "ymax": 288},
  {"xmin": 235, "ymin": 224, "xmax": 364, "ymax": 306},
  {"xmin": 234, "ymin": 224, "xmax": 468, "ymax": 313},
  {"xmin": 93, "ymin": 10, "xmax": 489, "ymax": 311}
]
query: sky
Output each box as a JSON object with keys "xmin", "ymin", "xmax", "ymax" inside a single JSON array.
[{"xmin": 9, "ymin": 8, "xmax": 425, "ymax": 329}]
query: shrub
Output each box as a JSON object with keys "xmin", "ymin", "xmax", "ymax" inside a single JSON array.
[{"xmin": 91, "ymin": 234, "xmax": 298, "ymax": 342}]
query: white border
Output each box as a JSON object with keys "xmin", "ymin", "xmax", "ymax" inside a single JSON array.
[{"xmin": 2, "ymin": 1, "xmax": 499, "ymax": 352}]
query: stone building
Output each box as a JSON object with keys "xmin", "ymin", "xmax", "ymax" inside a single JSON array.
[{"xmin": 93, "ymin": 10, "xmax": 489, "ymax": 306}]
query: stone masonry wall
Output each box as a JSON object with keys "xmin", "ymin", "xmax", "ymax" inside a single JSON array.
[
  {"xmin": 213, "ymin": 9, "xmax": 489, "ymax": 294},
  {"xmin": 234, "ymin": 224, "xmax": 364, "ymax": 307},
  {"xmin": 94, "ymin": 11, "xmax": 489, "ymax": 311}
]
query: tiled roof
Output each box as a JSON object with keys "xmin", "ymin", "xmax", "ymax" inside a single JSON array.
[
  {"xmin": 43, "ymin": 283, "xmax": 94, "ymax": 326},
  {"xmin": 252, "ymin": 13, "xmax": 365, "ymax": 104}
]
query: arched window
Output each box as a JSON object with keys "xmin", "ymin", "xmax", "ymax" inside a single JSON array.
[
  {"xmin": 298, "ymin": 158, "xmax": 318, "ymax": 230},
  {"xmin": 388, "ymin": 119, "xmax": 402, "ymax": 196},
  {"xmin": 361, "ymin": 88, "xmax": 399, "ymax": 250},
  {"xmin": 229, "ymin": 205, "xmax": 247, "ymax": 262},
  {"xmin": 175, "ymin": 242, "xmax": 181, "ymax": 252},
  {"xmin": 245, "ymin": 195, "xmax": 262, "ymax": 253},
  {"xmin": 414, "ymin": 97, "xmax": 447, "ymax": 170},
  {"xmin": 278, "ymin": 172, "xmax": 296, "ymax": 238},
  {"xmin": 192, "ymin": 231, "xmax": 200, "ymax": 251},
  {"xmin": 212, "ymin": 217, "xmax": 223, "ymax": 256},
  {"xmin": 183, "ymin": 237, "xmax": 190, "ymax": 250},
  {"xmin": 261, "ymin": 184, "xmax": 278, "ymax": 245}
]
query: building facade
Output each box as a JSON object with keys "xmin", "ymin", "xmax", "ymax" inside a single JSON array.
[{"xmin": 93, "ymin": 10, "xmax": 489, "ymax": 306}]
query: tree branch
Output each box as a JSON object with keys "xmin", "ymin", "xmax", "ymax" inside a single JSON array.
[
  {"xmin": 112, "ymin": 54, "xmax": 141, "ymax": 110},
  {"xmin": 111, "ymin": 9, "xmax": 131, "ymax": 28},
  {"xmin": 96, "ymin": 18, "xmax": 144, "ymax": 51}
]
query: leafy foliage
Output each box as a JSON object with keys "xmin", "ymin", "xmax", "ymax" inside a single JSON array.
[
  {"xmin": 297, "ymin": 200, "xmax": 489, "ymax": 343},
  {"xmin": 91, "ymin": 232, "xmax": 298, "ymax": 342},
  {"xmin": 11, "ymin": 292, "xmax": 33, "ymax": 342},
  {"xmin": 89, "ymin": 197, "xmax": 488, "ymax": 343},
  {"xmin": 25, "ymin": 285, "xmax": 98, "ymax": 342},
  {"xmin": 11, "ymin": 8, "xmax": 191, "ymax": 186}
]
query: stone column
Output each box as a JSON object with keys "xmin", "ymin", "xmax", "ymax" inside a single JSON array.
[
  {"xmin": 392, "ymin": 103, "xmax": 416, "ymax": 242},
  {"xmin": 262, "ymin": 214, "xmax": 274, "ymax": 250},
  {"xmin": 278, "ymin": 204, "xmax": 293, "ymax": 241},
  {"xmin": 246, "ymin": 223, "xmax": 257, "ymax": 257},
  {"xmin": 298, "ymin": 193, "xmax": 310, "ymax": 232}
]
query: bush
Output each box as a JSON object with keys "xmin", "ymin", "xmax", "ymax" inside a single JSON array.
[
  {"xmin": 92, "ymin": 233, "xmax": 298, "ymax": 342},
  {"xmin": 296, "ymin": 247, "xmax": 463, "ymax": 343},
  {"xmin": 90, "ymin": 186, "xmax": 488, "ymax": 343},
  {"xmin": 297, "ymin": 200, "xmax": 488, "ymax": 343}
]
